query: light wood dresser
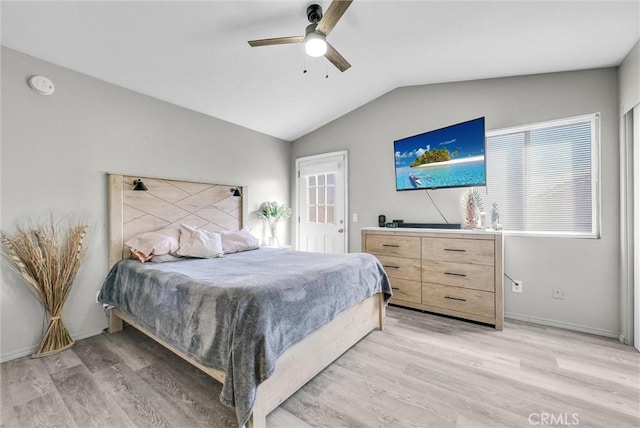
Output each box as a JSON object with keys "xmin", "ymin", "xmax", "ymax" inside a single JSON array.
[{"xmin": 362, "ymin": 227, "xmax": 504, "ymax": 329}]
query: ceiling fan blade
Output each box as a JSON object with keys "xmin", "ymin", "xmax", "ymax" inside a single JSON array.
[
  {"xmin": 248, "ymin": 36, "xmax": 304, "ymax": 47},
  {"xmin": 316, "ymin": 0, "xmax": 353, "ymax": 36},
  {"xmin": 325, "ymin": 42, "xmax": 351, "ymax": 72}
]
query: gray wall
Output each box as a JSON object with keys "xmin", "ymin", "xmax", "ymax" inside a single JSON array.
[
  {"xmin": 292, "ymin": 68, "xmax": 621, "ymax": 337},
  {"xmin": 0, "ymin": 47, "xmax": 291, "ymax": 361}
]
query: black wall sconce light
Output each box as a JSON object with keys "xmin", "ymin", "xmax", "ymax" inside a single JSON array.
[
  {"xmin": 133, "ymin": 179, "xmax": 148, "ymax": 191},
  {"xmin": 230, "ymin": 187, "xmax": 242, "ymax": 197}
]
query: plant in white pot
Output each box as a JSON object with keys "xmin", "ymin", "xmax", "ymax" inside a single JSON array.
[{"xmin": 256, "ymin": 201, "xmax": 291, "ymax": 247}]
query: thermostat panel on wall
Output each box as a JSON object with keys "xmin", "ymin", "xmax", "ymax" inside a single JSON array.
[{"xmin": 28, "ymin": 75, "xmax": 55, "ymax": 95}]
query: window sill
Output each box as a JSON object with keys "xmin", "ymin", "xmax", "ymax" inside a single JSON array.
[{"xmin": 502, "ymin": 231, "xmax": 600, "ymax": 239}]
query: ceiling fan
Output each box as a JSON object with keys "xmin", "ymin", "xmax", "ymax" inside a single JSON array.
[{"xmin": 248, "ymin": 0, "xmax": 353, "ymax": 72}]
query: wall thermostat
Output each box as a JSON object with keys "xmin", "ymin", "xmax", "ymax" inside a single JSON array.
[{"xmin": 28, "ymin": 75, "xmax": 55, "ymax": 95}]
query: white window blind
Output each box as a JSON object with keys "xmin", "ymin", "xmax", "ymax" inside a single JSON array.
[{"xmin": 486, "ymin": 114, "xmax": 599, "ymax": 238}]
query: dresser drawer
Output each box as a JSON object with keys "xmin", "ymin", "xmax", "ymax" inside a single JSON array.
[
  {"xmin": 422, "ymin": 237, "xmax": 494, "ymax": 266},
  {"xmin": 376, "ymin": 255, "xmax": 421, "ymax": 281},
  {"xmin": 365, "ymin": 235, "xmax": 420, "ymax": 258},
  {"xmin": 422, "ymin": 260, "xmax": 494, "ymax": 292},
  {"xmin": 388, "ymin": 278, "xmax": 421, "ymax": 304},
  {"xmin": 422, "ymin": 282, "xmax": 495, "ymax": 319}
]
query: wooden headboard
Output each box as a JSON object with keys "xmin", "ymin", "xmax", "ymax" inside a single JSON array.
[{"xmin": 108, "ymin": 173, "xmax": 247, "ymax": 267}]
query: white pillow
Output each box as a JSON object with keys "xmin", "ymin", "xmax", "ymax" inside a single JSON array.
[
  {"xmin": 220, "ymin": 229, "xmax": 260, "ymax": 254},
  {"xmin": 176, "ymin": 224, "xmax": 224, "ymax": 258},
  {"xmin": 125, "ymin": 227, "xmax": 180, "ymax": 258}
]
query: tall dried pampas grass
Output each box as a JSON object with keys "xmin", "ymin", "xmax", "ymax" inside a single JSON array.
[{"xmin": 1, "ymin": 219, "xmax": 88, "ymax": 357}]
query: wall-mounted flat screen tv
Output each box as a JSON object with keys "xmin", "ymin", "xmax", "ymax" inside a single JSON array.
[{"xmin": 394, "ymin": 117, "xmax": 486, "ymax": 191}]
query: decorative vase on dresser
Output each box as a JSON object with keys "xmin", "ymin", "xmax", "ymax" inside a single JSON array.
[{"xmin": 362, "ymin": 227, "xmax": 504, "ymax": 329}]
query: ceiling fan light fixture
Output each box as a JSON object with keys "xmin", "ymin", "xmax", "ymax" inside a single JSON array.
[
  {"xmin": 305, "ymin": 30, "xmax": 327, "ymax": 57},
  {"xmin": 248, "ymin": 1, "xmax": 352, "ymax": 71}
]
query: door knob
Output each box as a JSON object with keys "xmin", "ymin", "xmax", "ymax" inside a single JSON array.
[{"xmin": 338, "ymin": 228, "xmax": 344, "ymax": 233}]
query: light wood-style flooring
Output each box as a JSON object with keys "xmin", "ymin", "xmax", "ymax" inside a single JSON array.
[{"xmin": 2, "ymin": 306, "xmax": 639, "ymax": 428}]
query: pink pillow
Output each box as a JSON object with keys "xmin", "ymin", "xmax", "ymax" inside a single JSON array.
[
  {"xmin": 130, "ymin": 249, "xmax": 153, "ymax": 263},
  {"xmin": 220, "ymin": 229, "xmax": 259, "ymax": 254},
  {"xmin": 125, "ymin": 227, "xmax": 180, "ymax": 258}
]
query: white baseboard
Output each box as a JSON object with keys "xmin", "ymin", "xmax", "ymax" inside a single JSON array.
[
  {"xmin": 505, "ymin": 312, "xmax": 619, "ymax": 339},
  {"xmin": 618, "ymin": 333, "xmax": 630, "ymax": 345},
  {"xmin": 2, "ymin": 316, "xmax": 622, "ymax": 362},
  {"xmin": 0, "ymin": 328, "xmax": 105, "ymax": 363},
  {"xmin": 1, "ymin": 344, "xmax": 39, "ymax": 363}
]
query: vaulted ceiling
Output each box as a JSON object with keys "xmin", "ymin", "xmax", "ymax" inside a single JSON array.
[{"xmin": 2, "ymin": 1, "xmax": 638, "ymax": 141}]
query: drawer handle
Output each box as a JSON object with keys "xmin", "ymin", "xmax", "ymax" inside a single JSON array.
[
  {"xmin": 383, "ymin": 265, "xmax": 400, "ymax": 269},
  {"xmin": 444, "ymin": 296, "xmax": 467, "ymax": 302},
  {"xmin": 391, "ymin": 287, "xmax": 400, "ymax": 290},
  {"xmin": 382, "ymin": 244, "xmax": 400, "ymax": 247},
  {"xmin": 444, "ymin": 248, "xmax": 466, "ymax": 252},
  {"xmin": 444, "ymin": 272, "xmax": 467, "ymax": 277}
]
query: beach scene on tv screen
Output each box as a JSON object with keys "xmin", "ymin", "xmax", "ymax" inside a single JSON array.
[{"xmin": 394, "ymin": 118, "xmax": 486, "ymax": 190}]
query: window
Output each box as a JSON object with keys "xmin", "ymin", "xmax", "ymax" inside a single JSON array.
[
  {"xmin": 485, "ymin": 114, "xmax": 599, "ymax": 238},
  {"xmin": 306, "ymin": 173, "xmax": 336, "ymax": 224}
]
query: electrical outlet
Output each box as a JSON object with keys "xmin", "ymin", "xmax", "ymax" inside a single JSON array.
[
  {"xmin": 512, "ymin": 280, "xmax": 523, "ymax": 293},
  {"xmin": 553, "ymin": 287, "xmax": 565, "ymax": 299}
]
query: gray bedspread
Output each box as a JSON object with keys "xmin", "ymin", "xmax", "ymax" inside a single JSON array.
[{"xmin": 98, "ymin": 248, "xmax": 391, "ymax": 427}]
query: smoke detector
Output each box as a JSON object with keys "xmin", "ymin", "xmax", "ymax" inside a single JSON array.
[{"xmin": 28, "ymin": 75, "xmax": 55, "ymax": 95}]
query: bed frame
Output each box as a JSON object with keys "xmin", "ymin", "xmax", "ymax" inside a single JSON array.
[{"xmin": 106, "ymin": 173, "xmax": 385, "ymax": 428}]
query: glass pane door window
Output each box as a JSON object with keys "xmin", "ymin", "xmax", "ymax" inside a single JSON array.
[{"xmin": 307, "ymin": 172, "xmax": 337, "ymax": 225}]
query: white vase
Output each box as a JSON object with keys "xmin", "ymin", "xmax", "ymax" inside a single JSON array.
[{"xmin": 268, "ymin": 219, "xmax": 279, "ymax": 247}]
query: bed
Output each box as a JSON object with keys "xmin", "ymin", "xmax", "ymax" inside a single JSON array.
[{"xmin": 100, "ymin": 174, "xmax": 391, "ymax": 428}]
